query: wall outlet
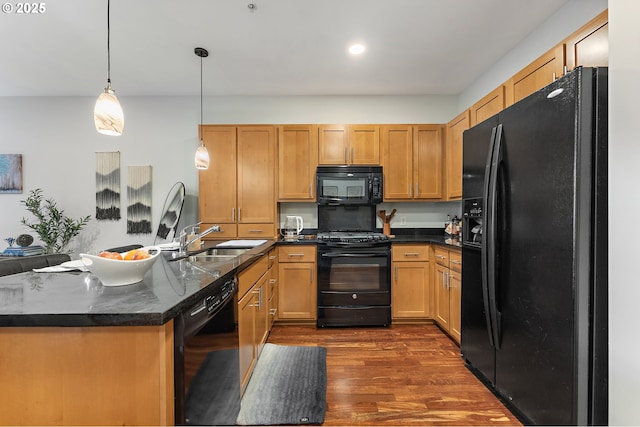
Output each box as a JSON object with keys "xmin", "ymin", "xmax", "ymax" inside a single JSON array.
[{"xmin": 400, "ymin": 216, "xmax": 406, "ymax": 225}]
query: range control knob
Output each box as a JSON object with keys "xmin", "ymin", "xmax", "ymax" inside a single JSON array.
[{"xmin": 352, "ymin": 293, "xmax": 357, "ymax": 300}]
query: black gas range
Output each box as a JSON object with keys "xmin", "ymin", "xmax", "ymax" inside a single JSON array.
[{"xmin": 316, "ymin": 205, "xmax": 391, "ymax": 327}]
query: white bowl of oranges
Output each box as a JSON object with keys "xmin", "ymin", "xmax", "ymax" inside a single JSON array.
[{"xmin": 79, "ymin": 246, "xmax": 161, "ymax": 287}]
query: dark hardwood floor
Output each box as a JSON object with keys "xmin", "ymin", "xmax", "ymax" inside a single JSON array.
[{"xmin": 266, "ymin": 323, "xmax": 522, "ymax": 426}]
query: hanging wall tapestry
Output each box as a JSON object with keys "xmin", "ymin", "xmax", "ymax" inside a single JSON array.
[
  {"xmin": 95, "ymin": 152, "xmax": 121, "ymax": 220},
  {"xmin": 127, "ymin": 165, "xmax": 152, "ymax": 234},
  {"xmin": 0, "ymin": 154, "xmax": 22, "ymax": 194}
]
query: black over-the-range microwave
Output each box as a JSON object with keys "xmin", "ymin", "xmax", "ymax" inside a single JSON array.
[{"xmin": 316, "ymin": 165, "xmax": 383, "ymax": 205}]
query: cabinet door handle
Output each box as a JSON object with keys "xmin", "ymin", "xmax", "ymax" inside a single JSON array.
[
  {"xmin": 344, "ymin": 147, "xmax": 348, "ymax": 163},
  {"xmin": 409, "ymin": 183, "xmax": 412, "ymax": 197},
  {"xmin": 269, "ymin": 278, "xmax": 277, "ymax": 284},
  {"xmin": 415, "ymin": 183, "xmax": 419, "ymax": 197},
  {"xmin": 269, "ymin": 255, "xmax": 277, "ymax": 260},
  {"xmin": 309, "ymin": 184, "xmax": 312, "ymax": 197},
  {"xmin": 232, "ymin": 208, "xmax": 235, "ymax": 222},
  {"xmin": 238, "ymin": 209, "xmax": 242, "ymax": 222},
  {"xmin": 351, "ymin": 147, "xmax": 354, "ymax": 163},
  {"xmin": 310, "ymin": 270, "xmax": 313, "ymax": 283},
  {"xmin": 395, "ymin": 266, "xmax": 398, "ymax": 281}
]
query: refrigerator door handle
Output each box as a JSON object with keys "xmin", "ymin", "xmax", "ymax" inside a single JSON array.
[
  {"xmin": 481, "ymin": 126, "xmax": 498, "ymax": 349},
  {"xmin": 486, "ymin": 123, "xmax": 504, "ymax": 349}
]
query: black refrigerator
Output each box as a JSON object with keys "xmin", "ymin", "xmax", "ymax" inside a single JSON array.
[{"xmin": 460, "ymin": 67, "xmax": 608, "ymax": 426}]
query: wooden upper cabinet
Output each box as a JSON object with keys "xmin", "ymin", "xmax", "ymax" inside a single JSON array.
[
  {"xmin": 199, "ymin": 125, "xmax": 237, "ymax": 224},
  {"xmin": 505, "ymin": 44, "xmax": 565, "ymax": 106},
  {"xmin": 318, "ymin": 125, "xmax": 348, "ymax": 165},
  {"xmin": 414, "ymin": 125, "xmax": 443, "ymax": 200},
  {"xmin": 564, "ymin": 9, "xmax": 608, "ymax": 71},
  {"xmin": 381, "ymin": 125, "xmax": 443, "ymax": 201},
  {"xmin": 381, "ymin": 125, "xmax": 413, "ymax": 199},
  {"xmin": 237, "ymin": 126, "xmax": 276, "ymax": 224},
  {"xmin": 318, "ymin": 124, "xmax": 380, "ymax": 165},
  {"xmin": 445, "ymin": 111, "xmax": 469, "ymax": 200},
  {"xmin": 199, "ymin": 125, "xmax": 276, "ymax": 239},
  {"xmin": 277, "ymin": 125, "xmax": 318, "ymax": 201},
  {"xmin": 349, "ymin": 125, "xmax": 380, "ymax": 165},
  {"xmin": 471, "ymin": 85, "xmax": 505, "ymax": 126}
]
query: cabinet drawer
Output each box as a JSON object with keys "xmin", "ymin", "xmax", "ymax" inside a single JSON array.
[
  {"xmin": 449, "ymin": 249, "xmax": 462, "ymax": 273},
  {"xmin": 238, "ymin": 223, "xmax": 276, "ymax": 238},
  {"xmin": 392, "ymin": 244, "xmax": 429, "ymax": 262},
  {"xmin": 278, "ymin": 245, "xmax": 316, "ymax": 263},
  {"xmin": 238, "ymin": 255, "xmax": 268, "ymax": 297},
  {"xmin": 201, "ymin": 223, "xmax": 237, "ymax": 240},
  {"xmin": 434, "ymin": 246, "xmax": 450, "ymax": 267}
]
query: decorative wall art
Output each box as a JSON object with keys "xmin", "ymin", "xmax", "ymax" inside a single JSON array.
[
  {"xmin": 0, "ymin": 154, "xmax": 22, "ymax": 194},
  {"xmin": 127, "ymin": 165, "xmax": 152, "ymax": 234},
  {"xmin": 95, "ymin": 152, "xmax": 121, "ymax": 220}
]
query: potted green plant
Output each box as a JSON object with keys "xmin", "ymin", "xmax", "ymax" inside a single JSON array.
[{"xmin": 20, "ymin": 188, "xmax": 91, "ymax": 254}]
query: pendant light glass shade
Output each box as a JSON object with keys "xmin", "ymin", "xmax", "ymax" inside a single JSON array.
[
  {"xmin": 195, "ymin": 139, "xmax": 210, "ymax": 169},
  {"xmin": 194, "ymin": 47, "xmax": 209, "ymax": 170},
  {"xmin": 95, "ymin": 0, "xmax": 124, "ymax": 136},
  {"xmin": 94, "ymin": 82, "xmax": 124, "ymax": 135}
]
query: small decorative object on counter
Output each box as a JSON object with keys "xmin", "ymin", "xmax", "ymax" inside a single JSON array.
[
  {"xmin": 4, "ymin": 237, "xmax": 15, "ymax": 247},
  {"xmin": 451, "ymin": 215, "xmax": 460, "ymax": 236},
  {"xmin": 377, "ymin": 209, "xmax": 396, "ymax": 237},
  {"xmin": 444, "ymin": 215, "xmax": 453, "ymax": 235},
  {"xmin": 16, "ymin": 234, "xmax": 34, "ymax": 247}
]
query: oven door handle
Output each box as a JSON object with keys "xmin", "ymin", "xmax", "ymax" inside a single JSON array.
[{"xmin": 321, "ymin": 253, "xmax": 387, "ymax": 258}]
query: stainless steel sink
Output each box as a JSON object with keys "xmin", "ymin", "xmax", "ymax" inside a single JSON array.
[{"xmin": 187, "ymin": 247, "xmax": 250, "ymax": 263}]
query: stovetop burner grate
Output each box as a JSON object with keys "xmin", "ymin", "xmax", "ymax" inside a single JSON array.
[{"xmin": 317, "ymin": 231, "xmax": 389, "ymax": 243}]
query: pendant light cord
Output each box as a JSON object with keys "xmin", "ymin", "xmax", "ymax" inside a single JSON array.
[
  {"xmin": 107, "ymin": 0, "xmax": 111, "ymax": 84},
  {"xmin": 200, "ymin": 54, "xmax": 203, "ymax": 126}
]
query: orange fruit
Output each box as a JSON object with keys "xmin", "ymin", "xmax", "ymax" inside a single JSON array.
[
  {"xmin": 132, "ymin": 251, "xmax": 150, "ymax": 260},
  {"xmin": 124, "ymin": 249, "xmax": 151, "ymax": 261},
  {"xmin": 98, "ymin": 251, "xmax": 123, "ymax": 260}
]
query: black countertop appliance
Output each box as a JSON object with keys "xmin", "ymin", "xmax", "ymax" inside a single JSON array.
[{"xmin": 461, "ymin": 67, "xmax": 608, "ymax": 425}]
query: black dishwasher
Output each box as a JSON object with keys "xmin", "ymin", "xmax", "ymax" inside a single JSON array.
[{"xmin": 174, "ymin": 275, "xmax": 240, "ymax": 425}]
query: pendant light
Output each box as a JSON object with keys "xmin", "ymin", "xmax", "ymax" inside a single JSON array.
[
  {"xmin": 194, "ymin": 47, "xmax": 210, "ymax": 170},
  {"xmin": 94, "ymin": 0, "xmax": 124, "ymax": 136}
]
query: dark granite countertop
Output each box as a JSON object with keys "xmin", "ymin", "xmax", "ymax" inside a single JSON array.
[{"xmin": 0, "ymin": 240, "xmax": 277, "ymax": 327}]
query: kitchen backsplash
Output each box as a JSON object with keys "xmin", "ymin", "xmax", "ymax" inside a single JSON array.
[{"xmin": 279, "ymin": 201, "xmax": 462, "ymax": 230}]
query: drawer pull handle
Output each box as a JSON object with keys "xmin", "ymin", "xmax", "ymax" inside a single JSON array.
[
  {"xmin": 288, "ymin": 253, "xmax": 305, "ymax": 257},
  {"xmin": 404, "ymin": 252, "xmax": 420, "ymax": 256},
  {"xmin": 248, "ymin": 229, "xmax": 263, "ymax": 233},
  {"xmin": 450, "ymin": 260, "xmax": 461, "ymax": 265}
]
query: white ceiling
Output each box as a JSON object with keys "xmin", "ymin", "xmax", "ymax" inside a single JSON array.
[{"xmin": 0, "ymin": 0, "xmax": 571, "ymax": 97}]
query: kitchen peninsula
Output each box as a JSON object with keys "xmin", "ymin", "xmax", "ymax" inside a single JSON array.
[{"xmin": 0, "ymin": 241, "xmax": 275, "ymax": 426}]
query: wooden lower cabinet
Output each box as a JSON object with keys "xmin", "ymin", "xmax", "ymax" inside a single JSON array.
[
  {"xmin": 433, "ymin": 246, "xmax": 462, "ymax": 343},
  {"xmin": 0, "ymin": 323, "xmax": 174, "ymax": 426},
  {"xmin": 391, "ymin": 244, "xmax": 431, "ymax": 320},
  {"xmin": 237, "ymin": 253, "xmax": 272, "ymax": 394},
  {"xmin": 277, "ymin": 245, "xmax": 317, "ymax": 321}
]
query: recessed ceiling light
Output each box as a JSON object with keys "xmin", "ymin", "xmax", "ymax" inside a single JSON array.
[{"xmin": 348, "ymin": 44, "xmax": 366, "ymax": 55}]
